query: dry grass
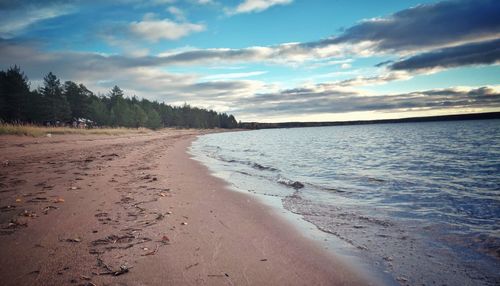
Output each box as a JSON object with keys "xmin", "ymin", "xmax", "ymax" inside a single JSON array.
[{"xmin": 0, "ymin": 124, "xmax": 150, "ymax": 137}]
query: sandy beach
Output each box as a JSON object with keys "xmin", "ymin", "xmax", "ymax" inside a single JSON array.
[{"xmin": 0, "ymin": 129, "xmax": 367, "ymax": 286}]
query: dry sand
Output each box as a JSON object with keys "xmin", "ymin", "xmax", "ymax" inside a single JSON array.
[{"xmin": 0, "ymin": 129, "xmax": 368, "ymax": 285}]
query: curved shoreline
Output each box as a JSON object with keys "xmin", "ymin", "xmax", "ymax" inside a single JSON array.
[{"xmin": 0, "ymin": 130, "xmax": 369, "ymax": 285}]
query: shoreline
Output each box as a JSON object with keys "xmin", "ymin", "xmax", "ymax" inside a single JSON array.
[
  {"xmin": 189, "ymin": 125, "xmax": 500, "ymax": 286},
  {"xmin": 0, "ymin": 130, "xmax": 368, "ymax": 285},
  {"xmin": 188, "ymin": 134, "xmax": 392, "ymax": 285}
]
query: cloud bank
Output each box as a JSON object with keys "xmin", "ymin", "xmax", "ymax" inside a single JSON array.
[
  {"xmin": 390, "ymin": 38, "xmax": 500, "ymax": 72},
  {"xmin": 236, "ymin": 85, "xmax": 500, "ymax": 116},
  {"xmin": 330, "ymin": 0, "xmax": 500, "ymax": 53}
]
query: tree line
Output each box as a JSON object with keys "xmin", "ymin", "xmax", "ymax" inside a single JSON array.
[{"xmin": 0, "ymin": 66, "xmax": 238, "ymax": 129}]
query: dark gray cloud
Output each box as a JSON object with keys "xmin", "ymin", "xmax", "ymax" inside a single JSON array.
[
  {"xmin": 158, "ymin": 48, "xmax": 269, "ymax": 64},
  {"xmin": 0, "ymin": 39, "xmax": 271, "ymax": 76},
  {"xmin": 389, "ymin": 38, "xmax": 500, "ymax": 71},
  {"xmin": 236, "ymin": 86, "xmax": 500, "ymax": 115},
  {"xmin": 328, "ymin": 0, "xmax": 500, "ymax": 52},
  {"xmin": 0, "ymin": 39, "xmax": 163, "ymax": 79}
]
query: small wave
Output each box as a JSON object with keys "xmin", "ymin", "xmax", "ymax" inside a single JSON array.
[
  {"xmin": 322, "ymin": 187, "xmax": 347, "ymax": 193},
  {"xmin": 367, "ymin": 177, "xmax": 386, "ymax": 183},
  {"xmin": 252, "ymin": 163, "xmax": 278, "ymax": 172},
  {"xmin": 300, "ymin": 181, "xmax": 348, "ymax": 194},
  {"xmin": 217, "ymin": 155, "xmax": 279, "ymax": 172},
  {"xmin": 217, "ymin": 156, "xmax": 245, "ymax": 164},
  {"xmin": 277, "ymin": 176, "xmax": 305, "ymax": 189}
]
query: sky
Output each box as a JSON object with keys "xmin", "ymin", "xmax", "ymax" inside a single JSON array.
[{"xmin": 0, "ymin": 0, "xmax": 499, "ymax": 122}]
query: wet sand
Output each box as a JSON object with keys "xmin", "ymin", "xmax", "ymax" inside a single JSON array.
[{"xmin": 0, "ymin": 129, "xmax": 368, "ymax": 285}]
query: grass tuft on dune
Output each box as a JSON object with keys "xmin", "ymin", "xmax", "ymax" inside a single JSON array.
[{"xmin": 0, "ymin": 124, "xmax": 150, "ymax": 137}]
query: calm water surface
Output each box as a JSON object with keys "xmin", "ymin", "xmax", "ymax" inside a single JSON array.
[{"xmin": 191, "ymin": 120, "xmax": 500, "ymax": 285}]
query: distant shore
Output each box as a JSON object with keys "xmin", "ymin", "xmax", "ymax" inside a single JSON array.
[
  {"xmin": 0, "ymin": 130, "xmax": 367, "ymax": 285},
  {"xmin": 240, "ymin": 111, "xmax": 500, "ymax": 129}
]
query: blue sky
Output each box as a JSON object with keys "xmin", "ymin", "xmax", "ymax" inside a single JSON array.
[{"xmin": 0, "ymin": 0, "xmax": 499, "ymax": 122}]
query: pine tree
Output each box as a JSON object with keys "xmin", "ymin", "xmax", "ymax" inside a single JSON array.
[
  {"xmin": 145, "ymin": 108, "xmax": 162, "ymax": 130},
  {"xmin": 0, "ymin": 66, "xmax": 31, "ymax": 122},
  {"xmin": 40, "ymin": 72, "xmax": 71, "ymax": 123},
  {"xmin": 131, "ymin": 104, "xmax": 147, "ymax": 128},
  {"xmin": 88, "ymin": 96, "xmax": 109, "ymax": 126},
  {"xmin": 64, "ymin": 81, "xmax": 91, "ymax": 119},
  {"xmin": 110, "ymin": 99, "xmax": 133, "ymax": 127},
  {"xmin": 227, "ymin": 115, "xmax": 237, "ymax": 128},
  {"xmin": 109, "ymin": 85, "xmax": 124, "ymax": 109}
]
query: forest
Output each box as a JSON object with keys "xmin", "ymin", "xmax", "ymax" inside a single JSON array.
[{"xmin": 0, "ymin": 66, "xmax": 238, "ymax": 129}]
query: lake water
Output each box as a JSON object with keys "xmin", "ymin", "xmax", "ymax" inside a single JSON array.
[{"xmin": 190, "ymin": 120, "xmax": 500, "ymax": 285}]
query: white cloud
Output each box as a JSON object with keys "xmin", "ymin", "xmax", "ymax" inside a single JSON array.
[
  {"xmin": 202, "ymin": 71, "xmax": 267, "ymax": 80},
  {"xmin": 230, "ymin": 0, "xmax": 293, "ymax": 14},
  {"xmin": 151, "ymin": 41, "xmax": 376, "ymax": 67},
  {"xmin": 335, "ymin": 71, "xmax": 413, "ymax": 87},
  {"xmin": 167, "ymin": 6, "xmax": 186, "ymax": 21},
  {"xmin": 340, "ymin": 63, "xmax": 351, "ymax": 69},
  {"xmin": 130, "ymin": 16, "xmax": 205, "ymax": 42}
]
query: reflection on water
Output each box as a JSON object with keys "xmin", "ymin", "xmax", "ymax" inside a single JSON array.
[{"xmin": 191, "ymin": 120, "xmax": 500, "ymax": 285}]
